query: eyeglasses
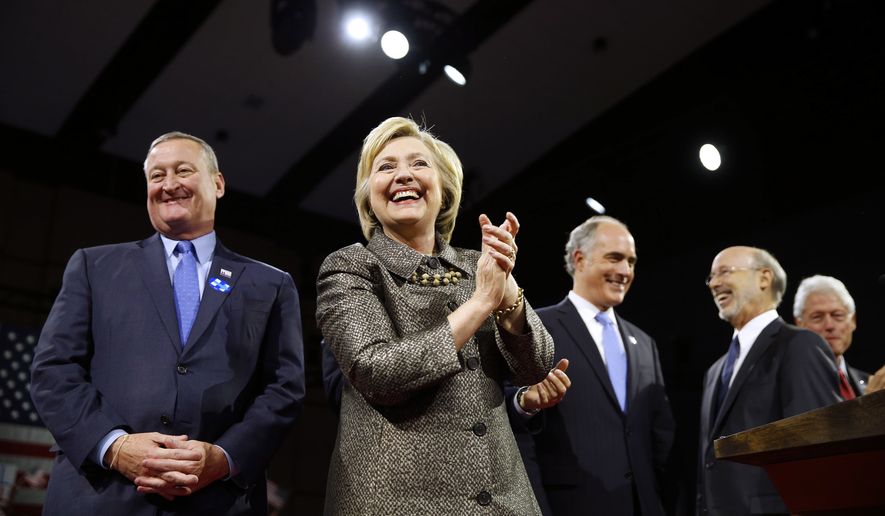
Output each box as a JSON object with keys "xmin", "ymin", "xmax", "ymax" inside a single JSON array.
[{"xmin": 705, "ymin": 266, "xmax": 760, "ymax": 286}]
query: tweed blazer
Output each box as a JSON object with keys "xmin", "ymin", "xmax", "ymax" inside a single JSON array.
[{"xmin": 317, "ymin": 231, "xmax": 554, "ymax": 515}]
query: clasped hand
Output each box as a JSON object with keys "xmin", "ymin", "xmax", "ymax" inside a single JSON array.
[
  {"xmin": 107, "ymin": 432, "xmax": 229, "ymax": 501},
  {"xmin": 475, "ymin": 212, "xmax": 521, "ymax": 312}
]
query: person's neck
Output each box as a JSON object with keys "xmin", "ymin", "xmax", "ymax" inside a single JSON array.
[
  {"xmin": 160, "ymin": 224, "xmax": 214, "ymax": 241},
  {"xmin": 731, "ymin": 302, "xmax": 775, "ymax": 331},
  {"xmin": 571, "ymin": 286, "xmax": 614, "ymax": 313},
  {"xmin": 383, "ymin": 226, "xmax": 435, "ymax": 255}
]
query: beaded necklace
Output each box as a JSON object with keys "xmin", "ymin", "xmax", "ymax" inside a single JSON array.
[{"xmin": 410, "ymin": 268, "xmax": 462, "ymax": 287}]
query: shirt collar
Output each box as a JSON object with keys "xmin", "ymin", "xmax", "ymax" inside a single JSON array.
[
  {"xmin": 160, "ymin": 231, "xmax": 216, "ymax": 264},
  {"xmin": 568, "ymin": 290, "xmax": 617, "ymax": 323},
  {"xmin": 366, "ymin": 228, "xmax": 471, "ymax": 280},
  {"xmin": 733, "ymin": 309, "xmax": 779, "ymax": 350}
]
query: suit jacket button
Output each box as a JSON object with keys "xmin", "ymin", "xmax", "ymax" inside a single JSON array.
[
  {"xmin": 472, "ymin": 422, "xmax": 487, "ymax": 437},
  {"xmin": 447, "ymin": 300, "xmax": 458, "ymax": 311},
  {"xmin": 177, "ymin": 365, "xmax": 188, "ymax": 374},
  {"xmin": 476, "ymin": 490, "xmax": 492, "ymax": 506},
  {"xmin": 624, "ymin": 471, "xmax": 633, "ymax": 480},
  {"xmin": 426, "ymin": 257, "xmax": 440, "ymax": 269},
  {"xmin": 160, "ymin": 415, "xmax": 171, "ymax": 426},
  {"xmin": 466, "ymin": 357, "xmax": 480, "ymax": 370}
]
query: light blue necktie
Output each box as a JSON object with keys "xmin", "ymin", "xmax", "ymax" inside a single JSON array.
[
  {"xmin": 595, "ymin": 311, "xmax": 628, "ymax": 412},
  {"xmin": 173, "ymin": 241, "xmax": 200, "ymax": 347},
  {"xmin": 715, "ymin": 336, "xmax": 740, "ymax": 417}
]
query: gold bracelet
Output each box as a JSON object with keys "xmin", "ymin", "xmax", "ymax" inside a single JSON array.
[
  {"xmin": 109, "ymin": 434, "xmax": 130, "ymax": 470},
  {"xmin": 493, "ymin": 288, "xmax": 524, "ymax": 323}
]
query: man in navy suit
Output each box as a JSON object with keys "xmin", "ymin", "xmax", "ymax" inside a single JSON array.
[
  {"xmin": 30, "ymin": 132, "xmax": 305, "ymax": 515},
  {"xmin": 514, "ymin": 216, "xmax": 675, "ymax": 516},
  {"xmin": 697, "ymin": 246, "xmax": 840, "ymax": 515},
  {"xmin": 793, "ymin": 274, "xmax": 885, "ymax": 397}
]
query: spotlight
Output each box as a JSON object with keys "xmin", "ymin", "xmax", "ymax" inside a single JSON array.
[
  {"xmin": 585, "ymin": 197, "xmax": 606, "ymax": 214},
  {"xmin": 343, "ymin": 13, "xmax": 372, "ymax": 42},
  {"xmin": 443, "ymin": 64, "xmax": 467, "ymax": 86},
  {"xmin": 381, "ymin": 30, "xmax": 409, "ymax": 59},
  {"xmin": 699, "ymin": 143, "xmax": 721, "ymax": 171}
]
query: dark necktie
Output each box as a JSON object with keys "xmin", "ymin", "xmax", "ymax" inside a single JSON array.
[
  {"xmin": 595, "ymin": 311, "xmax": 627, "ymax": 412},
  {"xmin": 173, "ymin": 241, "xmax": 200, "ymax": 347},
  {"xmin": 715, "ymin": 336, "xmax": 740, "ymax": 417},
  {"xmin": 838, "ymin": 370, "xmax": 856, "ymax": 400}
]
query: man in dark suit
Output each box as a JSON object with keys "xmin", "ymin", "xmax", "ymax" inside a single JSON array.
[
  {"xmin": 30, "ymin": 132, "xmax": 305, "ymax": 515},
  {"xmin": 792, "ymin": 274, "xmax": 885, "ymax": 397},
  {"xmin": 514, "ymin": 216, "xmax": 675, "ymax": 516},
  {"xmin": 698, "ymin": 246, "xmax": 841, "ymax": 515}
]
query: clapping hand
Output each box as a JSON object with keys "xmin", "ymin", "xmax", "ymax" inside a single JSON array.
[{"xmin": 519, "ymin": 359, "xmax": 572, "ymax": 412}]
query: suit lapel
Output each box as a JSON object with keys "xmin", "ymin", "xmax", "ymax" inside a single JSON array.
[
  {"xmin": 701, "ymin": 354, "xmax": 726, "ymax": 454},
  {"xmin": 616, "ymin": 314, "xmax": 640, "ymax": 412},
  {"xmin": 555, "ymin": 298, "xmax": 622, "ymax": 413},
  {"xmin": 184, "ymin": 243, "xmax": 245, "ymax": 350},
  {"xmin": 135, "ymin": 234, "xmax": 183, "ymax": 352},
  {"xmin": 846, "ymin": 366, "xmax": 866, "ymax": 396},
  {"xmin": 711, "ymin": 318, "xmax": 783, "ymax": 435}
]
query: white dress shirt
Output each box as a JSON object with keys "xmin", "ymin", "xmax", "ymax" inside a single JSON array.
[
  {"xmin": 567, "ymin": 290, "xmax": 626, "ymax": 364},
  {"xmin": 726, "ymin": 309, "xmax": 779, "ymax": 387}
]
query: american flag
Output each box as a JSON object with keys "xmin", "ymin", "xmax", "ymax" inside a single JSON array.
[{"xmin": 0, "ymin": 325, "xmax": 52, "ymax": 516}]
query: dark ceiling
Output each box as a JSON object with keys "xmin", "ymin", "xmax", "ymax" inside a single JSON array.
[{"xmin": 2, "ymin": 0, "xmax": 883, "ymax": 272}]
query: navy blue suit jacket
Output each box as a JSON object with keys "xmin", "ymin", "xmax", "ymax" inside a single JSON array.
[
  {"xmin": 515, "ymin": 297, "xmax": 675, "ymax": 516},
  {"xmin": 696, "ymin": 318, "xmax": 840, "ymax": 515},
  {"xmin": 846, "ymin": 363, "xmax": 869, "ymax": 397},
  {"xmin": 30, "ymin": 234, "xmax": 305, "ymax": 515}
]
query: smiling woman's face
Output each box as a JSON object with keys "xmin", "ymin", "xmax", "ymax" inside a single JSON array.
[{"xmin": 369, "ymin": 136, "xmax": 443, "ymax": 241}]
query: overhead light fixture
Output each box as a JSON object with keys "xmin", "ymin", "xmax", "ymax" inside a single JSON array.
[
  {"xmin": 585, "ymin": 197, "xmax": 606, "ymax": 214},
  {"xmin": 699, "ymin": 143, "xmax": 721, "ymax": 171},
  {"xmin": 380, "ymin": 30, "xmax": 409, "ymax": 59},
  {"xmin": 343, "ymin": 13, "xmax": 373, "ymax": 42},
  {"xmin": 443, "ymin": 63, "xmax": 468, "ymax": 86}
]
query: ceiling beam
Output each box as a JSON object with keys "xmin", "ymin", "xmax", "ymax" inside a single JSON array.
[{"xmin": 56, "ymin": 0, "xmax": 224, "ymax": 148}]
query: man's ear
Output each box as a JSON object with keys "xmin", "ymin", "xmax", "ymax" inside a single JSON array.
[
  {"xmin": 573, "ymin": 249, "xmax": 586, "ymax": 271},
  {"xmin": 215, "ymin": 171, "xmax": 226, "ymax": 198}
]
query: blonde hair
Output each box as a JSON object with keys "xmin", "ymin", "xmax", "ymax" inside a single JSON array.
[{"xmin": 354, "ymin": 117, "xmax": 463, "ymax": 242}]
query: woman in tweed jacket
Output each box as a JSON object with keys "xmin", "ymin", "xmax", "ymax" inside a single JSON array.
[{"xmin": 316, "ymin": 117, "xmax": 554, "ymax": 515}]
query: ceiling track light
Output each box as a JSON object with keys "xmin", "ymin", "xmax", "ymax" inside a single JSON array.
[{"xmin": 381, "ymin": 30, "xmax": 409, "ymax": 59}]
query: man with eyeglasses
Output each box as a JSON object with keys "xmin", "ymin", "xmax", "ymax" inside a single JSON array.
[
  {"xmin": 697, "ymin": 246, "xmax": 841, "ymax": 516},
  {"xmin": 793, "ymin": 275, "xmax": 885, "ymax": 397}
]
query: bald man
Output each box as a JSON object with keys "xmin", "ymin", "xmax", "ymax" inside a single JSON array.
[{"xmin": 697, "ymin": 246, "xmax": 841, "ymax": 515}]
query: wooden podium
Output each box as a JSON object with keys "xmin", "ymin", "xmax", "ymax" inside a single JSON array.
[{"xmin": 714, "ymin": 389, "xmax": 885, "ymax": 515}]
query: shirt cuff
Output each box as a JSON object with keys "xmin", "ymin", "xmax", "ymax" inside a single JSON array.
[
  {"xmin": 214, "ymin": 445, "xmax": 238, "ymax": 480},
  {"xmin": 512, "ymin": 386, "xmax": 540, "ymax": 418},
  {"xmin": 95, "ymin": 429, "xmax": 129, "ymax": 468}
]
